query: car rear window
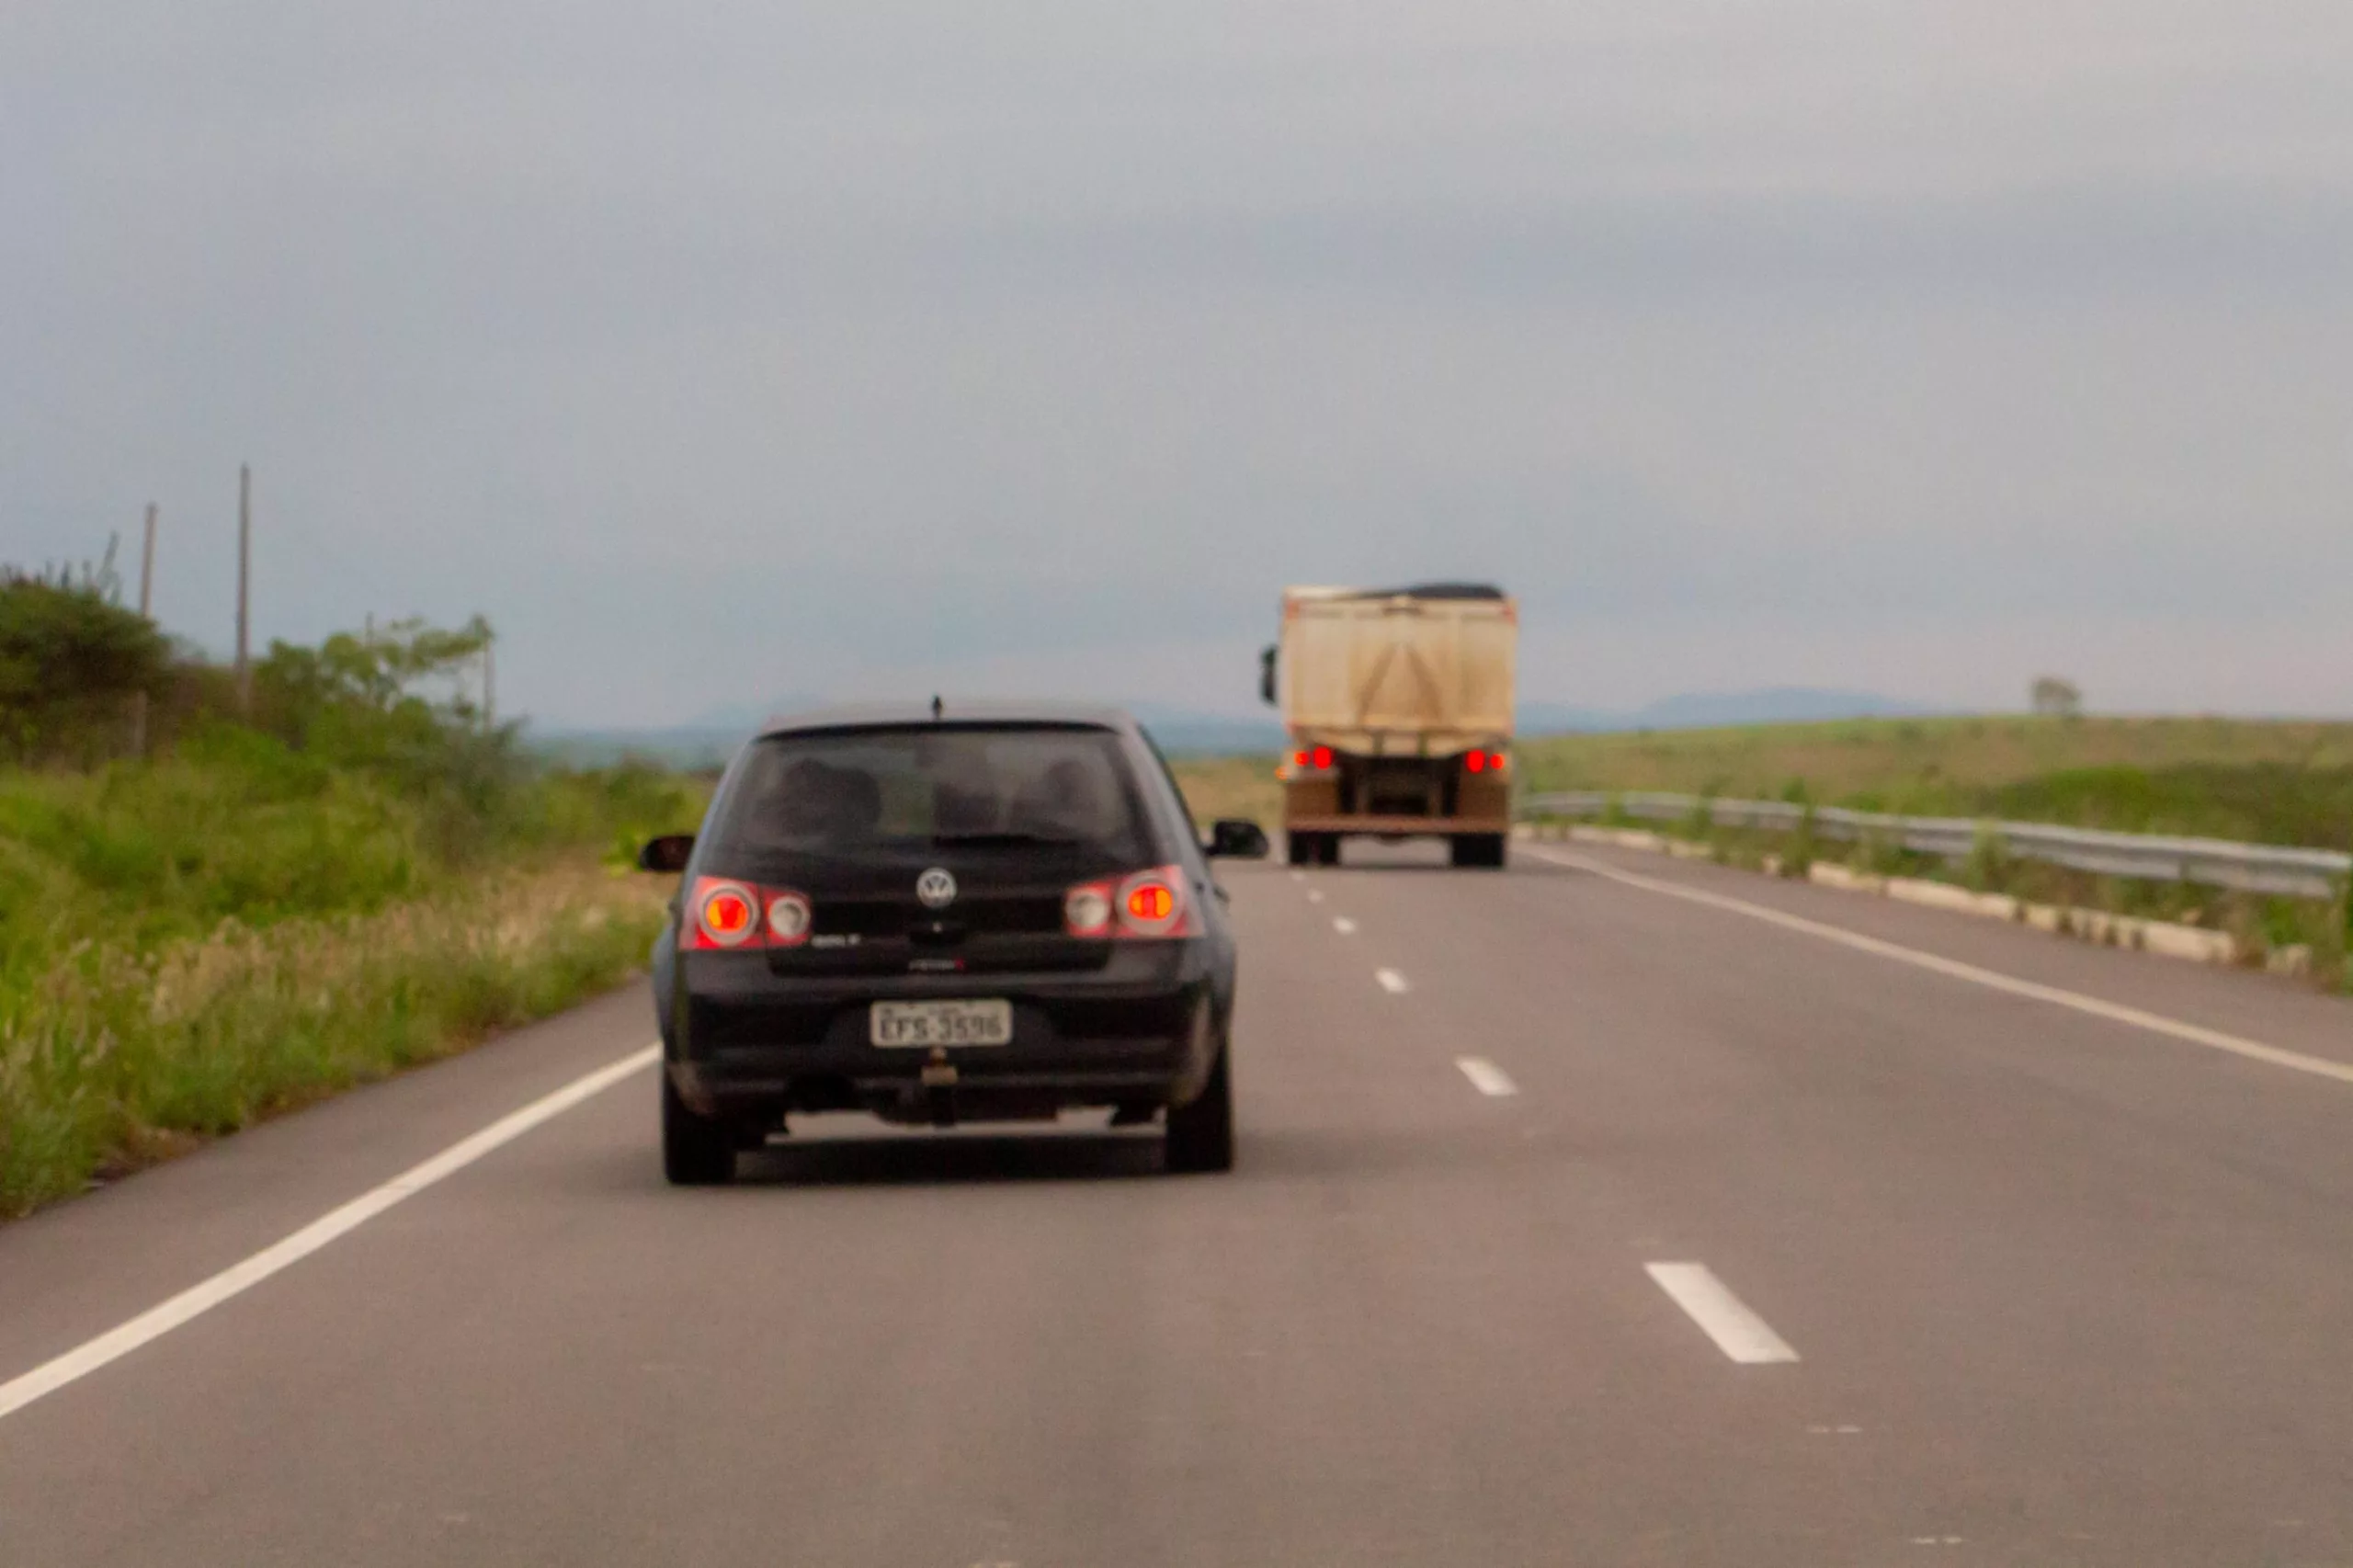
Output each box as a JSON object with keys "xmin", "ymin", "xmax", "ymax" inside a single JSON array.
[{"xmin": 710, "ymin": 724, "xmax": 1154, "ymax": 860}]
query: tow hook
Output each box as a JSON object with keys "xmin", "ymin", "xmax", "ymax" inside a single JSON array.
[{"xmin": 922, "ymin": 1048, "xmax": 959, "ymax": 1127}]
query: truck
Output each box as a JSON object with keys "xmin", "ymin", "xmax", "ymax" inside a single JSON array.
[{"xmin": 1258, "ymin": 582, "xmax": 1518, "ymax": 869}]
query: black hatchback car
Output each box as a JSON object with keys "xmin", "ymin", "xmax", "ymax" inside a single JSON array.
[{"xmin": 638, "ymin": 702, "xmax": 1268, "ymax": 1183}]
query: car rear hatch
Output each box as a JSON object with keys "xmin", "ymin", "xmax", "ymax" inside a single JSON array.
[{"xmin": 697, "ymin": 722, "xmax": 1166, "ymax": 978}]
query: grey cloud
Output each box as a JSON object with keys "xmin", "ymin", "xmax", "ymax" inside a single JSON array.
[{"xmin": 6, "ymin": 0, "xmax": 2350, "ymax": 724}]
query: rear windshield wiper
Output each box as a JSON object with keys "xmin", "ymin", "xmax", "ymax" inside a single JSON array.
[{"xmin": 931, "ymin": 831, "xmax": 1083, "ymax": 847}]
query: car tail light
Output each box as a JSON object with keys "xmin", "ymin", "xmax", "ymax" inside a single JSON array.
[
  {"xmin": 765, "ymin": 891, "xmax": 813, "ymax": 947},
  {"xmin": 1118, "ymin": 867, "xmax": 1192, "ymax": 937},
  {"xmin": 1466, "ymin": 750, "xmax": 1507, "ymax": 773},
  {"xmin": 1064, "ymin": 881, "xmax": 1114, "ymax": 937},
  {"xmin": 695, "ymin": 880, "xmax": 759, "ymax": 948},
  {"xmin": 1064, "ymin": 866, "xmax": 1199, "ymax": 939},
  {"xmin": 683, "ymin": 876, "xmax": 812, "ymax": 950}
]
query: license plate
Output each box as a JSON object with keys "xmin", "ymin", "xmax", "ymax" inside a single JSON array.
[{"xmin": 870, "ymin": 999, "xmax": 1013, "ymax": 1049}]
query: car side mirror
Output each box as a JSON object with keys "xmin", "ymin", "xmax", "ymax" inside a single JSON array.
[
  {"xmin": 637, "ymin": 834, "xmax": 695, "ymax": 873},
  {"xmin": 1258, "ymin": 645, "xmax": 1278, "ymax": 707},
  {"xmin": 1205, "ymin": 818, "xmax": 1270, "ymax": 859}
]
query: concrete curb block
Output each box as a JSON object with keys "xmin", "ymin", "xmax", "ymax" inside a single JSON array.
[{"xmin": 1537, "ymin": 822, "xmax": 2241, "ymax": 967}]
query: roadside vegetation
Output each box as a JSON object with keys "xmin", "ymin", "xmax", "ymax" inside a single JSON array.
[
  {"xmin": 1169, "ymin": 753, "xmax": 1282, "ymax": 830},
  {"xmin": 1, "ymin": 562, "xmax": 703, "ymax": 1217},
  {"xmin": 1173, "ymin": 716, "xmax": 2353, "ymax": 989},
  {"xmin": 1518, "ymin": 716, "xmax": 2353, "ymax": 991},
  {"xmin": 1516, "ymin": 715, "xmax": 2353, "ymax": 844}
]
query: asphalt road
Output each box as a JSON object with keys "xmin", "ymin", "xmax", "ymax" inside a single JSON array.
[{"xmin": 6, "ymin": 840, "xmax": 2353, "ymax": 1566}]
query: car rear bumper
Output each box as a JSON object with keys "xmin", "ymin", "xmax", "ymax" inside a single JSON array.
[
  {"xmin": 665, "ymin": 941, "xmax": 1222, "ymax": 1120},
  {"xmin": 1282, "ymin": 813, "xmax": 1510, "ymax": 835}
]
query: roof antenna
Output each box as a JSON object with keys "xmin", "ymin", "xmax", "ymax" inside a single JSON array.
[{"xmin": 930, "ymin": 694, "xmax": 944, "ymax": 721}]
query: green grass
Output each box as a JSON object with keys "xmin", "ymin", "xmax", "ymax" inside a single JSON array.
[
  {"xmin": 0, "ymin": 733, "xmax": 705, "ymax": 1218},
  {"xmin": 1517, "ymin": 714, "xmax": 2353, "ymax": 990},
  {"xmin": 0, "ymin": 865, "xmax": 672, "ymax": 1214},
  {"xmin": 1518, "ymin": 716, "xmax": 2353, "ymax": 848},
  {"xmin": 1171, "ymin": 754, "xmax": 1283, "ymax": 830}
]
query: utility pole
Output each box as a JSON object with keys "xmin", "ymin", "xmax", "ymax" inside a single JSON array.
[
  {"xmin": 235, "ymin": 464, "xmax": 252, "ymax": 714},
  {"xmin": 131, "ymin": 504, "xmax": 158, "ymax": 755},
  {"xmin": 139, "ymin": 504, "xmax": 157, "ymax": 618}
]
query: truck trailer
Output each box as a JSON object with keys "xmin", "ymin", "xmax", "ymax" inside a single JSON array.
[{"xmin": 1259, "ymin": 583, "xmax": 1517, "ymax": 869}]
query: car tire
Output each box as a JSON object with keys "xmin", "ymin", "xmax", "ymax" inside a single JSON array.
[
  {"xmin": 663, "ymin": 1070, "xmax": 736, "ymax": 1186},
  {"xmin": 1165, "ymin": 1042, "xmax": 1234, "ymax": 1174}
]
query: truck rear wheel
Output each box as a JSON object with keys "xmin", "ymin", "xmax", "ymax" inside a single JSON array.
[
  {"xmin": 1317, "ymin": 835, "xmax": 1342, "ymax": 866},
  {"xmin": 1287, "ymin": 831, "xmax": 1315, "ymax": 867}
]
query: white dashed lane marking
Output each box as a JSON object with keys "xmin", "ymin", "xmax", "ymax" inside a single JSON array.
[
  {"xmin": 1333, "ymin": 917, "xmax": 1357, "ymax": 935},
  {"xmin": 1644, "ymin": 1263, "xmax": 1801, "ymax": 1365},
  {"xmin": 1307, "ymin": 889, "xmax": 1325, "ymax": 904},
  {"xmin": 1456, "ymin": 1057, "xmax": 1518, "ymax": 1096},
  {"xmin": 1526, "ymin": 844, "xmax": 2353, "ymax": 1091},
  {"xmin": 1374, "ymin": 968, "xmax": 1410, "ymax": 994}
]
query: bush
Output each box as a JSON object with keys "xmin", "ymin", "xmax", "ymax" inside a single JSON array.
[{"xmin": 0, "ymin": 569, "xmax": 169, "ymax": 765}]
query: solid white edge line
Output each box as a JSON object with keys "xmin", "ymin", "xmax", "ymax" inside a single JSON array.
[
  {"xmin": 1333, "ymin": 916, "xmax": 1358, "ymax": 935},
  {"xmin": 1528, "ymin": 846, "xmax": 2353, "ymax": 1090},
  {"xmin": 1455, "ymin": 1056, "xmax": 1518, "ymax": 1096},
  {"xmin": 1645, "ymin": 1262, "xmax": 1801, "ymax": 1364},
  {"xmin": 0, "ymin": 1044, "xmax": 661, "ymax": 1426},
  {"xmin": 1375, "ymin": 968, "xmax": 1410, "ymax": 994}
]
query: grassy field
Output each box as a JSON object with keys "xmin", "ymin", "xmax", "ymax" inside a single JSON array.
[
  {"xmin": 0, "ymin": 613, "xmax": 709, "ymax": 1218},
  {"xmin": 1517, "ymin": 716, "xmax": 2353, "ymax": 847},
  {"xmin": 0, "ymin": 739, "xmax": 705, "ymax": 1215},
  {"xmin": 1170, "ymin": 754, "xmax": 1283, "ymax": 829},
  {"xmin": 1, "ymin": 860, "xmax": 674, "ymax": 1215}
]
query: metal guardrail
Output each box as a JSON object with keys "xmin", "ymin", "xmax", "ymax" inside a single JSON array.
[{"xmin": 1517, "ymin": 790, "xmax": 2351, "ymax": 901}]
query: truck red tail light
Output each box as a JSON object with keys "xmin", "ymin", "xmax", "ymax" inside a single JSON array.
[
  {"xmin": 1064, "ymin": 866, "xmax": 1198, "ymax": 939},
  {"xmin": 1464, "ymin": 750, "xmax": 1508, "ymax": 774},
  {"xmin": 684, "ymin": 877, "xmax": 813, "ymax": 950},
  {"xmin": 1312, "ymin": 745, "xmax": 1334, "ymax": 770}
]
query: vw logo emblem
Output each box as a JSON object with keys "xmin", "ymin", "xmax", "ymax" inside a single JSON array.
[{"xmin": 915, "ymin": 868, "xmax": 958, "ymax": 909}]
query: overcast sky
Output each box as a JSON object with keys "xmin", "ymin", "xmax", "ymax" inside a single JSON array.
[{"xmin": 6, "ymin": 0, "xmax": 2349, "ymax": 724}]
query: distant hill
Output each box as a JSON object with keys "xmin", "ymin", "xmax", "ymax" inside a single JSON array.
[{"xmin": 1518, "ymin": 687, "xmax": 1938, "ymax": 735}]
